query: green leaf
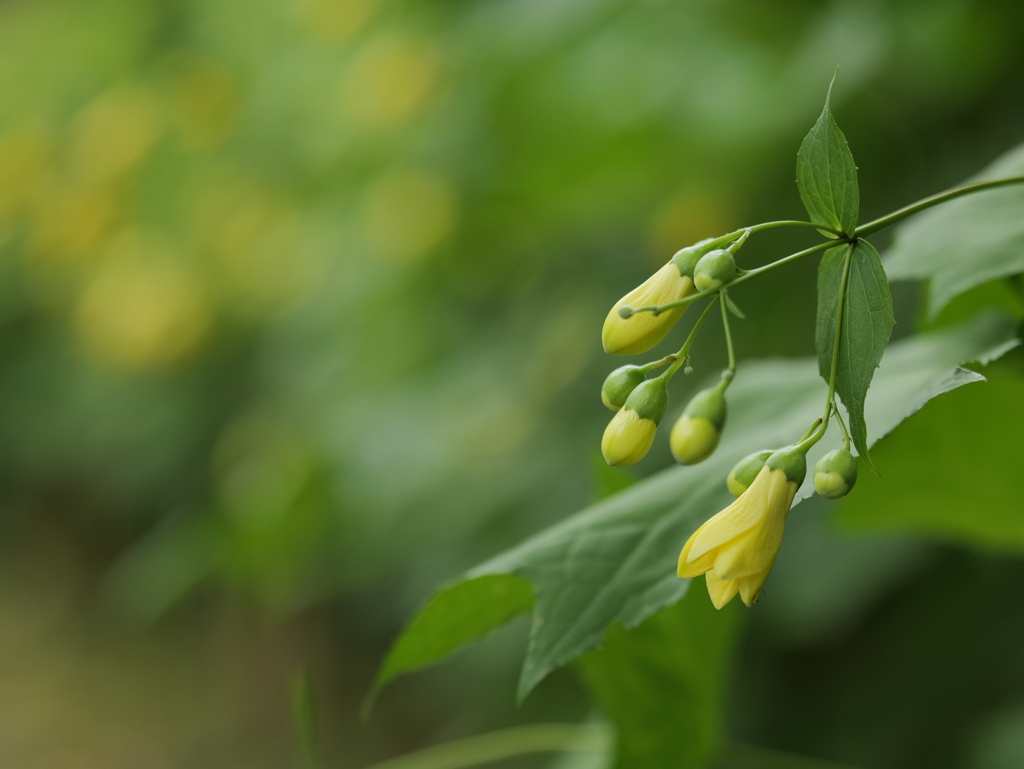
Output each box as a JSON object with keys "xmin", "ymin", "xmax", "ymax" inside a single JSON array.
[
  {"xmin": 836, "ymin": 361, "xmax": 1024, "ymax": 550},
  {"xmin": 816, "ymin": 240, "xmax": 895, "ymax": 470},
  {"xmin": 885, "ymin": 141, "xmax": 1024, "ymax": 318},
  {"xmin": 377, "ymin": 314, "xmax": 1016, "ymax": 705},
  {"xmin": 369, "ymin": 574, "xmax": 534, "ymax": 709},
  {"xmin": 578, "ymin": 589, "xmax": 741, "ymax": 769},
  {"xmin": 796, "ymin": 76, "xmax": 860, "ymax": 237}
]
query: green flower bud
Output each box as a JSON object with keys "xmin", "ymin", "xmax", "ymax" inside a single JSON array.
[
  {"xmin": 669, "ymin": 238, "xmax": 715, "ymax": 279},
  {"xmin": 726, "ymin": 449, "xmax": 773, "ymax": 497},
  {"xmin": 693, "ymin": 249, "xmax": 737, "ymax": 292},
  {"xmin": 765, "ymin": 445, "xmax": 808, "ymax": 486},
  {"xmin": 669, "ymin": 385, "xmax": 727, "ymax": 465},
  {"xmin": 601, "ymin": 365, "xmax": 646, "ymax": 411},
  {"xmin": 813, "ymin": 448, "xmax": 858, "ymax": 500}
]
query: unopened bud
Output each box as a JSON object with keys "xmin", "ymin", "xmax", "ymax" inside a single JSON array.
[
  {"xmin": 693, "ymin": 249, "xmax": 737, "ymax": 292},
  {"xmin": 669, "ymin": 385, "xmax": 726, "ymax": 465},
  {"xmin": 726, "ymin": 449, "xmax": 773, "ymax": 497},
  {"xmin": 813, "ymin": 448, "xmax": 858, "ymax": 500},
  {"xmin": 603, "ymin": 263, "xmax": 697, "ymax": 355},
  {"xmin": 601, "ymin": 379, "xmax": 668, "ymax": 466},
  {"xmin": 601, "ymin": 365, "xmax": 646, "ymax": 411}
]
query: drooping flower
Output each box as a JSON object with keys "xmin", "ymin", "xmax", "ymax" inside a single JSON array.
[{"xmin": 677, "ymin": 448, "xmax": 806, "ymax": 608}]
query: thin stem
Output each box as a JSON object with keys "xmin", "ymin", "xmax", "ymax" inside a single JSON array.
[
  {"xmin": 720, "ymin": 290, "xmax": 736, "ymax": 373},
  {"xmin": 832, "ymin": 403, "xmax": 852, "ymax": 449},
  {"xmin": 798, "ymin": 243, "xmax": 854, "ymax": 451},
  {"xmin": 631, "ymin": 176, "xmax": 1024, "ymax": 319},
  {"xmin": 749, "ymin": 220, "xmax": 845, "ymax": 236},
  {"xmin": 638, "ymin": 354, "xmax": 677, "ymax": 373},
  {"xmin": 798, "ymin": 417, "xmax": 823, "ymax": 443},
  {"xmin": 702, "ymin": 220, "xmax": 845, "ymax": 252},
  {"xmin": 637, "ymin": 240, "xmax": 840, "ymax": 316},
  {"xmin": 855, "ymin": 176, "xmax": 1024, "ymax": 238},
  {"xmin": 663, "ymin": 296, "xmax": 720, "ymax": 380}
]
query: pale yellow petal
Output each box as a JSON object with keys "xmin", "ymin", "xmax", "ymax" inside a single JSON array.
[
  {"xmin": 686, "ymin": 466, "xmax": 777, "ymax": 562},
  {"xmin": 737, "ymin": 570, "xmax": 771, "ymax": 606},
  {"xmin": 706, "ymin": 571, "xmax": 739, "ymax": 610},
  {"xmin": 712, "ymin": 473, "xmax": 796, "ymax": 580}
]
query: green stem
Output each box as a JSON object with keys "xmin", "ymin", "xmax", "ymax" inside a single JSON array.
[
  {"xmin": 720, "ymin": 290, "xmax": 736, "ymax": 373},
  {"xmin": 855, "ymin": 176, "xmax": 1024, "ymax": 237},
  {"xmin": 663, "ymin": 296, "xmax": 720, "ymax": 380},
  {"xmin": 359, "ymin": 724, "xmax": 609, "ymax": 769},
  {"xmin": 701, "ymin": 220, "xmax": 845, "ymax": 252},
  {"xmin": 630, "ymin": 175, "xmax": 1024, "ymax": 319},
  {"xmin": 749, "ymin": 220, "xmax": 845, "ymax": 236},
  {"xmin": 641, "ymin": 241, "xmax": 839, "ymax": 316},
  {"xmin": 798, "ymin": 243, "xmax": 854, "ymax": 451},
  {"xmin": 638, "ymin": 354, "xmax": 677, "ymax": 373},
  {"xmin": 833, "ymin": 403, "xmax": 852, "ymax": 449}
]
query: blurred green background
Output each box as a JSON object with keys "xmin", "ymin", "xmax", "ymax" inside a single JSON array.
[{"xmin": 1, "ymin": 0, "xmax": 1024, "ymax": 766}]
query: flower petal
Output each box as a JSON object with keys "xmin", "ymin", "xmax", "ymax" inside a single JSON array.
[
  {"xmin": 706, "ymin": 571, "xmax": 739, "ymax": 610},
  {"xmin": 687, "ymin": 466, "xmax": 777, "ymax": 562}
]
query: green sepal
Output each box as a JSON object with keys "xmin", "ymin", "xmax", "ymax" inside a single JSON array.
[
  {"xmin": 766, "ymin": 445, "xmax": 808, "ymax": 486},
  {"xmin": 682, "ymin": 385, "xmax": 727, "ymax": 429},
  {"xmin": 623, "ymin": 377, "xmax": 669, "ymax": 424},
  {"xmin": 602, "ymin": 365, "xmax": 647, "ymax": 411},
  {"xmin": 726, "ymin": 449, "xmax": 774, "ymax": 496},
  {"xmin": 670, "ymin": 238, "xmax": 716, "ymax": 278},
  {"xmin": 693, "ymin": 249, "xmax": 737, "ymax": 292}
]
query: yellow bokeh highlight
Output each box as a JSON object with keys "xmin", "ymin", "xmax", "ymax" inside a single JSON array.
[
  {"xmin": 30, "ymin": 185, "xmax": 117, "ymax": 261},
  {"xmin": 646, "ymin": 189, "xmax": 736, "ymax": 265},
  {"xmin": 171, "ymin": 59, "xmax": 242, "ymax": 149},
  {"xmin": 361, "ymin": 167, "xmax": 457, "ymax": 261},
  {"xmin": 298, "ymin": 0, "xmax": 378, "ymax": 43},
  {"xmin": 75, "ymin": 231, "xmax": 210, "ymax": 370},
  {"xmin": 340, "ymin": 36, "xmax": 441, "ymax": 128},
  {"xmin": 71, "ymin": 87, "xmax": 162, "ymax": 186},
  {"xmin": 0, "ymin": 124, "xmax": 53, "ymax": 221}
]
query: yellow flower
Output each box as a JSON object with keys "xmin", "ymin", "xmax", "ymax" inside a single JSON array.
[
  {"xmin": 602, "ymin": 263, "xmax": 695, "ymax": 355},
  {"xmin": 677, "ymin": 464, "xmax": 799, "ymax": 609}
]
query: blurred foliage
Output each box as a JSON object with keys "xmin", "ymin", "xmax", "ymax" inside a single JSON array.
[{"xmin": 0, "ymin": 0, "xmax": 1022, "ymax": 766}]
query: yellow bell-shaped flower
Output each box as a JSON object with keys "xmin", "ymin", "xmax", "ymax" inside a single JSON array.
[
  {"xmin": 677, "ymin": 453, "xmax": 803, "ymax": 609},
  {"xmin": 602, "ymin": 263, "xmax": 696, "ymax": 355}
]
